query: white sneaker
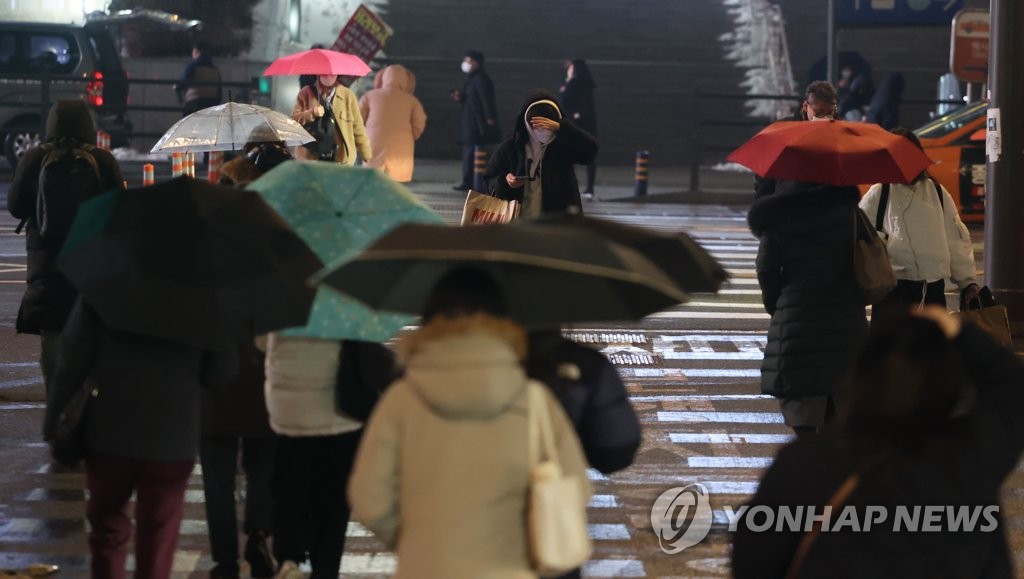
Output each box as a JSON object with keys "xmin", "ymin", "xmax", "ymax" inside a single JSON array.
[{"xmin": 274, "ymin": 561, "xmax": 303, "ymax": 579}]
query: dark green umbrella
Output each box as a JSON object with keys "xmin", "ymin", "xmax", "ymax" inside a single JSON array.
[
  {"xmin": 58, "ymin": 177, "xmax": 321, "ymax": 348},
  {"xmin": 532, "ymin": 214, "xmax": 728, "ymax": 293},
  {"xmin": 316, "ymin": 222, "xmax": 689, "ymax": 326}
]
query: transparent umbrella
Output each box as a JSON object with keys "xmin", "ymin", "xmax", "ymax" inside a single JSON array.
[{"xmin": 150, "ymin": 102, "xmax": 314, "ymax": 153}]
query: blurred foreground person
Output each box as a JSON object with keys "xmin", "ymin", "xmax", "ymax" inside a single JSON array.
[
  {"xmin": 349, "ymin": 267, "xmax": 590, "ymax": 578},
  {"xmin": 732, "ymin": 307, "xmax": 1024, "ymax": 578},
  {"xmin": 748, "ymin": 180, "xmax": 867, "ymax": 437},
  {"xmin": 44, "ymin": 298, "xmax": 236, "ymax": 579}
]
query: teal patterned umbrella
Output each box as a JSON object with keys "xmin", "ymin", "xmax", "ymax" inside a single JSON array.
[{"xmin": 247, "ymin": 161, "xmax": 442, "ymax": 341}]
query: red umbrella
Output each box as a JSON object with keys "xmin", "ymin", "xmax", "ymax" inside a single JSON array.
[
  {"xmin": 727, "ymin": 120, "xmax": 933, "ymax": 186},
  {"xmin": 263, "ymin": 48, "xmax": 371, "ymax": 77}
]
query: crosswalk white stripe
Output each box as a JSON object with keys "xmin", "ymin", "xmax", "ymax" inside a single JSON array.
[
  {"xmin": 669, "ymin": 433, "xmax": 792, "ymax": 444},
  {"xmin": 688, "ymin": 457, "xmax": 774, "ymax": 469},
  {"xmin": 648, "ymin": 312, "xmax": 769, "ymax": 320},
  {"xmin": 661, "ymin": 351, "xmax": 763, "ymax": 360},
  {"xmin": 657, "ymin": 411, "xmax": 783, "ymax": 424},
  {"xmin": 582, "ymin": 559, "xmax": 646, "ymax": 577},
  {"xmin": 683, "ymin": 369, "xmax": 762, "ymax": 377}
]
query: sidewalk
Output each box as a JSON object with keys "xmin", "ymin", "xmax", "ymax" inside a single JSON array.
[{"xmin": 107, "ymin": 153, "xmax": 755, "ymax": 205}]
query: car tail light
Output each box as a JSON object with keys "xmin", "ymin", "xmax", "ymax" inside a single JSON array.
[{"xmin": 86, "ymin": 71, "xmax": 104, "ymax": 107}]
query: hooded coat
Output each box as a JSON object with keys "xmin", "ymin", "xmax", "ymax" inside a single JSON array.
[
  {"xmin": 747, "ymin": 182, "xmax": 868, "ymax": 399},
  {"xmin": 484, "ymin": 92, "xmax": 598, "ymax": 216},
  {"xmin": 348, "ymin": 314, "xmax": 591, "ymax": 579},
  {"xmin": 7, "ymin": 100, "xmax": 124, "ymax": 334},
  {"xmin": 359, "ymin": 65, "xmax": 427, "ymax": 182}
]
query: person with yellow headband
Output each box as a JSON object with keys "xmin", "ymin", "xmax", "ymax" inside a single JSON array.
[{"xmin": 483, "ymin": 91, "xmax": 598, "ymax": 219}]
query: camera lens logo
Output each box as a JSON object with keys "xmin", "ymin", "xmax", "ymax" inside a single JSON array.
[{"xmin": 650, "ymin": 483, "xmax": 713, "ymax": 554}]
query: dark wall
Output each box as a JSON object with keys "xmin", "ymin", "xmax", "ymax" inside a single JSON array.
[
  {"xmin": 778, "ymin": 0, "xmax": 987, "ymax": 129},
  {"xmin": 378, "ymin": 0, "xmax": 750, "ymax": 167}
]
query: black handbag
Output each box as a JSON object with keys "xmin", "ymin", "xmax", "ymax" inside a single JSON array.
[
  {"xmin": 302, "ymin": 96, "xmax": 341, "ymax": 161},
  {"xmin": 50, "ymin": 378, "xmax": 98, "ymax": 467},
  {"xmin": 335, "ymin": 340, "xmax": 399, "ymax": 421}
]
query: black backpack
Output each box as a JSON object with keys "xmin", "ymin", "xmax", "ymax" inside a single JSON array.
[{"xmin": 33, "ymin": 139, "xmax": 102, "ymax": 244}]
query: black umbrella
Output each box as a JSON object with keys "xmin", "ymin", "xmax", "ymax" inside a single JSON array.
[
  {"xmin": 532, "ymin": 214, "xmax": 728, "ymax": 293},
  {"xmin": 316, "ymin": 222, "xmax": 689, "ymax": 327},
  {"xmin": 57, "ymin": 177, "xmax": 321, "ymax": 348}
]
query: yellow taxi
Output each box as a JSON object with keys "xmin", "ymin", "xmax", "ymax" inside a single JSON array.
[{"xmin": 914, "ymin": 101, "xmax": 987, "ymax": 222}]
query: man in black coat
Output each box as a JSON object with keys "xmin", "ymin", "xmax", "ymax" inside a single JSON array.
[
  {"xmin": 450, "ymin": 50, "xmax": 501, "ymax": 190},
  {"xmin": 7, "ymin": 100, "xmax": 124, "ymax": 394}
]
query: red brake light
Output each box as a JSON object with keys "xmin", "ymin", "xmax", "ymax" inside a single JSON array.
[{"xmin": 86, "ymin": 70, "xmax": 104, "ymax": 107}]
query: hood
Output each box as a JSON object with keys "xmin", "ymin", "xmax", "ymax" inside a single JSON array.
[
  {"xmin": 378, "ymin": 64, "xmax": 415, "ymax": 93},
  {"xmin": 398, "ymin": 314, "xmax": 529, "ymax": 420},
  {"xmin": 512, "ymin": 90, "xmax": 562, "ymax": 146},
  {"xmin": 747, "ymin": 181, "xmax": 861, "ymax": 236},
  {"xmin": 45, "ymin": 100, "xmax": 96, "ymax": 143}
]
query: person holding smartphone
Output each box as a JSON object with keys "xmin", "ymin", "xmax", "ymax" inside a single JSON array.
[{"xmin": 483, "ymin": 91, "xmax": 597, "ymax": 220}]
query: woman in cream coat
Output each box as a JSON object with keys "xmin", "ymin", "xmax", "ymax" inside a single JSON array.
[
  {"xmin": 359, "ymin": 64, "xmax": 427, "ymax": 182},
  {"xmin": 292, "ymin": 74, "xmax": 372, "ymax": 165},
  {"xmin": 348, "ymin": 268, "xmax": 591, "ymax": 579}
]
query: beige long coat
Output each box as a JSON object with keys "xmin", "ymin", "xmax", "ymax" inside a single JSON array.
[
  {"xmin": 348, "ymin": 314, "xmax": 591, "ymax": 579},
  {"xmin": 292, "ymin": 83, "xmax": 372, "ymax": 165},
  {"xmin": 358, "ymin": 65, "xmax": 427, "ymax": 182}
]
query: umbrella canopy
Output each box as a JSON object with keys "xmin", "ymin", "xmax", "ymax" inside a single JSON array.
[
  {"xmin": 58, "ymin": 177, "xmax": 321, "ymax": 349},
  {"xmin": 150, "ymin": 102, "xmax": 315, "ymax": 153},
  {"xmin": 263, "ymin": 48, "xmax": 371, "ymax": 77},
  {"xmin": 247, "ymin": 162, "xmax": 443, "ymax": 341},
  {"xmin": 316, "ymin": 222, "xmax": 690, "ymax": 327},
  {"xmin": 727, "ymin": 120, "xmax": 933, "ymax": 186},
  {"xmin": 533, "ymin": 214, "xmax": 728, "ymax": 293}
]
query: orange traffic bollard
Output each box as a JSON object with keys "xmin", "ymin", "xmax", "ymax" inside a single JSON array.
[
  {"xmin": 633, "ymin": 150, "xmax": 650, "ymax": 197},
  {"xmin": 171, "ymin": 152, "xmax": 184, "ymax": 177},
  {"xmin": 142, "ymin": 163, "xmax": 154, "ymax": 186},
  {"xmin": 473, "ymin": 146, "xmax": 488, "ymax": 191},
  {"xmin": 207, "ymin": 151, "xmax": 223, "ymax": 183},
  {"xmin": 96, "ymin": 130, "xmax": 110, "ymax": 151},
  {"xmin": 186, "ymin": 152, "xmax": 195, "ymax": 178}
]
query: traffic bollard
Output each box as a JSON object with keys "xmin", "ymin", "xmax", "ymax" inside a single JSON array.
[
  {"xmin": 142, "ymin": 163, "xmax": 154, "ymax": 186},
  {"xmin": 186, "ymin": 152, "xmax": 195, "ymax": 178},
  {"xmin": 95, "ymin": 130, "xmax": 110, "ymax": 151},
  {"xmin": 473, "ymin": 146, "xmax": 488, "ymax": 191},
  {"xmin": 633, "ymin": 150, "xmax": 650, "ymax": 197},
  {"xmin": 171, "ymin": 152, "xmax": 184, "ymax": 177},
  {"xmin": 207, "ymin": 151, "xmax": 223, "ymax": 183}
]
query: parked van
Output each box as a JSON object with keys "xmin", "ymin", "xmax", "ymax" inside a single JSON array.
[{"xmin": 0, "ymin": 21, "xmax": 130, "ymax": 167}]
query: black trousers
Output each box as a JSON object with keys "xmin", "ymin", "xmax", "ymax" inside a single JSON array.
[
  {"xmin": 199, "ymin": 436, "xmax": 276, "ymax": 569},
  {"xmin": 873, "ymin": 279, "xmax": 946, "ymax": 325},
  {"xmin": 272, "ymin": 430, "xmax": 363, "ymax": 579}
]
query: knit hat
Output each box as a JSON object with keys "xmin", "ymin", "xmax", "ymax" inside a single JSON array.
[{"xmin": 465, "ymin": 50, "xmax": 485, "ymax": 66}]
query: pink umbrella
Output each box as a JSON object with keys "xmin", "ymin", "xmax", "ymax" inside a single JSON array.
[{"xmin": 263, "ymin": 48, "xmax": 371, "ymax": 77}]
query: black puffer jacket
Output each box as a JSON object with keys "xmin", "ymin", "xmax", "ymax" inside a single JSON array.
[
  {"xmin": 7, "ymin": 100, "xmax": 124, "ymax": 333},
  {"xmin": 484, "ymin": 92, "xmax": 598, "ymax": 215},
  {"xmin": 527, "ymin": 332, "xmax": 641, "ymax": 474},
  {"xmin": 747, "ymin": 182, "xmax": 868, "ymax": 399}
]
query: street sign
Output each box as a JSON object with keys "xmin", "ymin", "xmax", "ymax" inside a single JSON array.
[
  {"xmin": 330, "ymin": 4, "xmax": 393, "ymax": 64},
  {"xmin": 950, "ymin": 9, "xmax": 990, "ymax": 83},
  {"xmin": 838, "ymin": 0, "xmax": 964, "ymax": 26}
]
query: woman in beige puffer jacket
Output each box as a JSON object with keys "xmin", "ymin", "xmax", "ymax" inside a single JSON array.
[{"xmin": 358, "ymin": 65, "xmax": 427, "ymax": 182}]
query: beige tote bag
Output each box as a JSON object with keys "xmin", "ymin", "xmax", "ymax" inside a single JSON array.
[{"xmin": 461, "ymin": 189, "xmax": 520, "ymax": 225}]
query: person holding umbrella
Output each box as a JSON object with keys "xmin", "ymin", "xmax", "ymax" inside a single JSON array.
[
  {"xmin": 484, "ymin": 91, "xmax": 598, "ymax": 219},
  {"xmin": 348, "ymin": 267, "xmax": 591, "ymax": 578},
  {"xmin": 292, "ymin": 73, "xmax": 371, "ymax": 165}
]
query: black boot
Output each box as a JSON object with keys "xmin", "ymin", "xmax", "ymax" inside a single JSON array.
[{"xmin": 244, "ymin": 530, "xmax": 275, "ymax": 578}]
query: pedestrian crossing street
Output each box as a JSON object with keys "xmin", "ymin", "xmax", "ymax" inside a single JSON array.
[{"xmin": 2, "ymin": 200, "xmax": 1021, "ymax": 577}]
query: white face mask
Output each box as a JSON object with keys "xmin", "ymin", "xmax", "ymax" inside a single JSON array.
[
  {"xmin": 460, "ymin": 61, "xmax": 473, "ymax": 74},
  {"xmin": 531, "ymin": 128, "xmax": 555, "ymax": 144}
]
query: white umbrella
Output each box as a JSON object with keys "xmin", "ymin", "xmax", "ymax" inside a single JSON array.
[{"xmin": 151, "ymin": 102, "xmax": 314, "ymax": 153}]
